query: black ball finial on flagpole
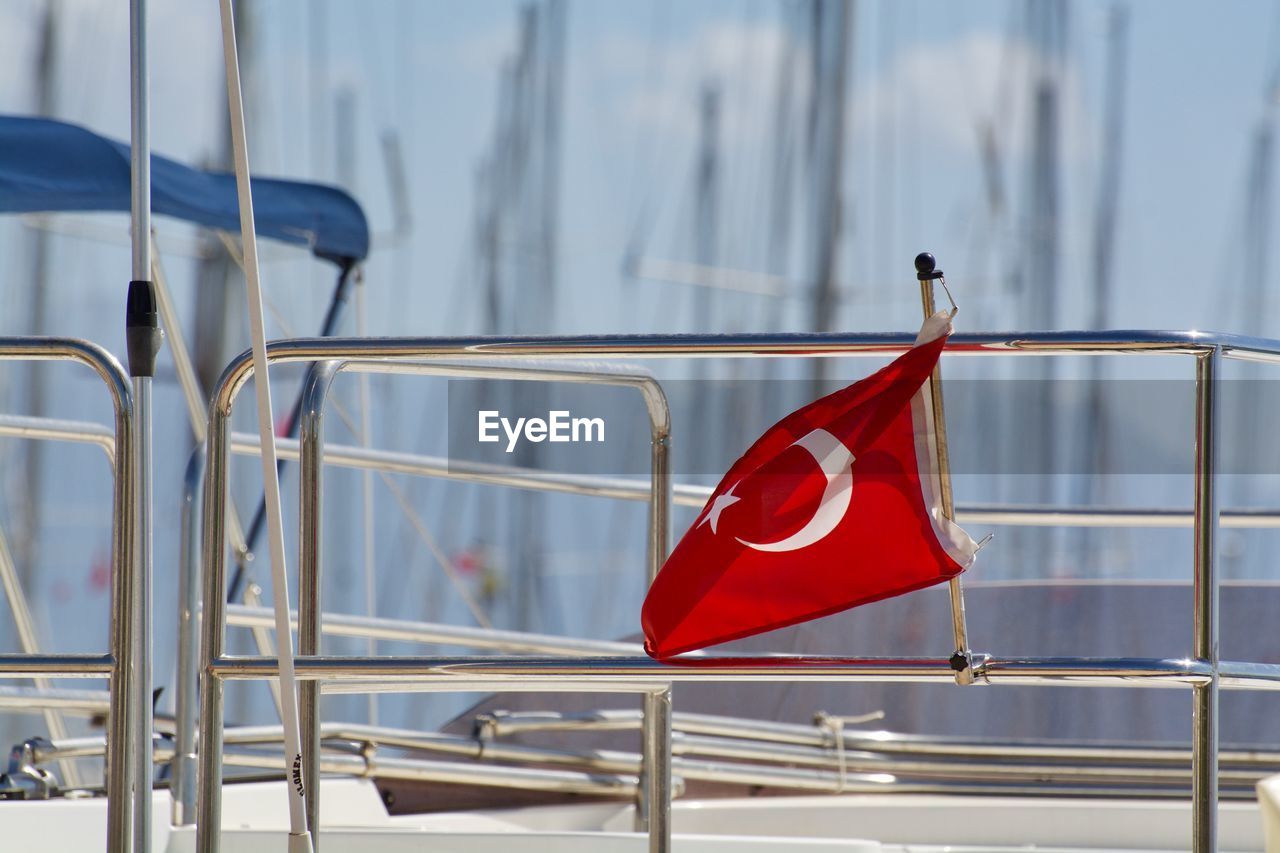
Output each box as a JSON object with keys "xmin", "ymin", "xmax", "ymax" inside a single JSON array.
[{"xmin": 915, "ymin": 251, "xmax": 943, "ymax": 281}]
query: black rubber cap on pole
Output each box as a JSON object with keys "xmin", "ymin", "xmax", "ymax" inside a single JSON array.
[
  {"xmin": 126, "ymin": 279, "xmax": 162, "ymax": 378},
  {"xmin": 915, "ymin": 252, "xmax": 943, "ymax": 281}
]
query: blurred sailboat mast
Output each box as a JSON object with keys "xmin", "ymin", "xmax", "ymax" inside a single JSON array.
[
  {"xmin": 1078, "ymin": 4, "xmax": 1129, "ymax": 566},
  {"xmin": 471, "ymin": 1, "xmax": 566, "ymax": 630},
  {"xmin": 1010, "ymin": 0, "xmax": 1065, "ymax": 571},
  {"xmin": 1240, "ymin": 65, "xmax": 1280, "ymax": 336},
  {"xmin": 193, "ymin": 2, "xmax": 251, "ymax": 397},
  {"xmin": 689, "ymin": 82, "xmax": 721, "ymax": 467},
  {"xmin": 15, "ymin": 2, "xmax": 60, "ymax": 586},
  {"xmin": 805, "ymin": 0, "xmax": 853, "ymax": 395},
  {"xmin": 1228, "ymin": 29, "xmax": 1280, "ymax": 521}
]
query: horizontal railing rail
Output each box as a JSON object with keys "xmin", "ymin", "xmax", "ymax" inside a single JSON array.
[
  {"xmin": 225, "ymin": 603, "xmax": 643, "ymax": 656},
  {"xmin": 188, "ymin": 330, "xmax": 1267, "ymax": 853},
  {"xmin": 232, "ymin": 431, "xmax": 1280, "ymax": 528},
  {"xmin": 0, "ymin": 414, "xmax": 116, "ymax": 464},
  {"xmin": 31, "ymin": 732, "xmax": 643, "ymax": 798},
  {"xmin": 0, "ymin": 686, "xmax": 113, "ymax": 715}
]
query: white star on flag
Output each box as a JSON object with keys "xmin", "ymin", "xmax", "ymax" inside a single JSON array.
[{"xmin": 696, "ymin": 483, "xmax": 741, "ymax": 535}]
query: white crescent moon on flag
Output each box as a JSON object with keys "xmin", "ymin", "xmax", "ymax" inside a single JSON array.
[{"xmin": 736, "ymin": 428, "xmax": 855, "ymax": 553}]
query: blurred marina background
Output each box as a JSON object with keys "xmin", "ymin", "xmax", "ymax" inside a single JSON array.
[{"xmin": 1, "ymin": 0, "xmax": 1280, "ymax": 749}]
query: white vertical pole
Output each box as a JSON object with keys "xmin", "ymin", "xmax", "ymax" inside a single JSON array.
[{"xmin": 216, "ymin": 0, "xmax": 314, "ymax": 849}]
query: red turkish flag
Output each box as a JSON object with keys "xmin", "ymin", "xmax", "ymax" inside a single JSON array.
[{"xmin": 642, "ymin": 312, "xmax": 977, "ymax": 658}]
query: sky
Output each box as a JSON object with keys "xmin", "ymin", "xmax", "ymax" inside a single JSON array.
[{"xmin": 1, "ymin": 0, "xmax": 1280, "ymax": 735}]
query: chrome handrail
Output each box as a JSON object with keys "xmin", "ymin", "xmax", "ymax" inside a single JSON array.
[
  {"xmin": 191, "ymin": 354, "xmax": 673, "ymax": 846},
  {"xmin": 0, "ymin": 338, "xmax": 138, "ymax": 853},
  {"xmin": 292, "ymin": 357, "xmax": 672, "ymax": 842},
  {"xmin": 191, "ymin": 329, "xmax": 1267, "ymax": 853}
]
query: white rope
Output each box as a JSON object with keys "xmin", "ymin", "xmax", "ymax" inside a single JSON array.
[
  {"xmin": 814, "ymin": 710, "xmax": 886, "ymax": 793},
  {"xmin": 216, "ymin": 1, "xmax": 313, "ymax": 849}
]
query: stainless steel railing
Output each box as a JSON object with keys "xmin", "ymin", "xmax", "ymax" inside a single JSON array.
[
  {"xmin": 192, "ymin": 717, "xmax": 1277, "ymax": 798},
  {"xmin": 31, "ymin": 730, "xmax": 643, "ymax": 798},
  {"xmin": 468, "ymin": 707, "xmax": 1280, "ymax": 794},
  {"xmin": 291, "ymin": 357, "xmax": 672, "ymax": 843},
  {"xmin": 188, "ymin": 329, "xmax": 1280, "ymax": 853},
  {"xmin": 190, "ymin": 354, "xmax": 673, "ymax": 848},
  {"xmin": 169, "ymin": 357, "xmax": 1271, "ymax": 828},
  {"xmin": 0, "ymin": 339, "xmax": 141, "ymax": 853}
]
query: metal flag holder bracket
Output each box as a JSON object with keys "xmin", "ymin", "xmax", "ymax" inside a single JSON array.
[{"xmin": 914, "ymin": 252, "xmax": 977, "ymax": 686}]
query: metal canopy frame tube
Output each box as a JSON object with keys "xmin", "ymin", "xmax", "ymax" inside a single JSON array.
[{"xmin": 193, "ymin": 328, "xmax": 1257, "ymax": 853}]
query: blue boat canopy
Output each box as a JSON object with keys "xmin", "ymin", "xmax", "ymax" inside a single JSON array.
[{"xmin": 0, "ymin": 115, "xmax": 369, "ymax": 266}]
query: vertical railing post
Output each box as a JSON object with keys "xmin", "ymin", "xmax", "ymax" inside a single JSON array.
[
  {"xmin": 640, "ymin": 685, "xmax": 673, "ymax": 852},
  {"xmin": 637, "ymin": 413, "xmax": 673, "ymax": 852},
  {"xmin": 105, "ymin": 357, "xmax": 138, "ymax": 853},
  {"xmin": 298, "ymin": 362, "xmax": 341, "ymax": 846},
  {"xmin": 173, "ymin": 446, "xmax": 205, "ymax": 826},
  {"xmin": 1192, "ymin": 346, "xmax": 1220, "ymax": 853},
  {"xmin": 196, "ymin": 394, "xmax": 233, "ymax": 853}
]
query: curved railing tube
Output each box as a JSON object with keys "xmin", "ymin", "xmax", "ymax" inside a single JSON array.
[
  {"xmin": 195, "ymin": 350, "xmax": 673, "ymax": 852},
  {"xmin": 0, "ymin": 338, "xmax": 137, "ymax": 853}
]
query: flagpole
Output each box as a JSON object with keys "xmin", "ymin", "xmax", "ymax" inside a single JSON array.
[{"xmin": 914, "ymin": 252, "xmax": 974, "ymax": 686}]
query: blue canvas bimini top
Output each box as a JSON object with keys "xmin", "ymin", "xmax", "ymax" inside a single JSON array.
[{"xmin": 0, "ymin": 115, "xmax": 369, "ymax": 266}]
